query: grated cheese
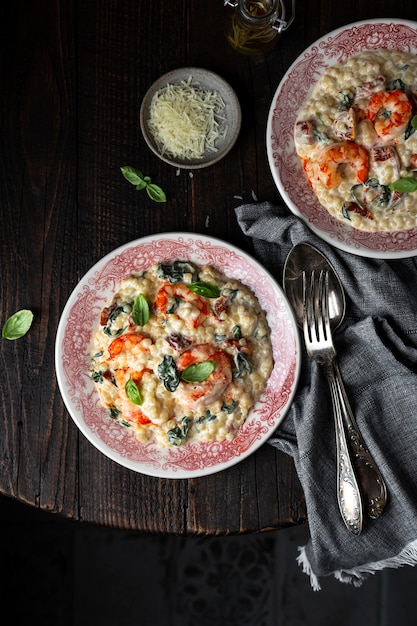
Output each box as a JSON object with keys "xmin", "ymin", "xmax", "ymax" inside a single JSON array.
[{"xmin": 147, "ymin": 76, "xmax": 227, "ymax": 160}]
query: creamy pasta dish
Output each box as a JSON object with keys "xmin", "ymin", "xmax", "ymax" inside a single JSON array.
[
  {"xmin": 294, "ymin": 49, "xmax": 417, "ymax": 232},
  {"xmin": 90, "ymin": 261, "xmax": 273, "ymax": 448}
]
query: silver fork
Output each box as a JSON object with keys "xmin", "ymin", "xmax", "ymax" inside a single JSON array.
[{"xmin": 303, "ymin": 269, "xmax": 363, "ymax": 536}]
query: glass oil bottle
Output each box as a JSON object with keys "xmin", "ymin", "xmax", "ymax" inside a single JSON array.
[{"xmin": 224, "ymin": 0, "xmax": 295, "ymax": 56}]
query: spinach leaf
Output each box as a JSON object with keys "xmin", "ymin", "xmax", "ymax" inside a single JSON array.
[
  {"xmin": 157, "ymin": 355, "xmax": 180, "ymax": 392},
  {"xmin": 109, "ymin": 407, "xmax": 131, "ymax": 428},
  {"xmin": 337, "ymin": 91, "xmax": 354, "ymax": 110},
  {"xmin": 166, "ymin": 297, "xmax": 180, "ymax": 314},
  {"xmin": 91, "ymin": 370, "xmax": 104, "ymax": 384},
  {"xmin": 157, "ymin": 261, "xmax": 197, "ymax": 283},
  {"xmin": 167, "ymin": 417, "xmax": 191, "ymax": 446},
  {"xmin": 222, "ymin": 400, "xmax": 238, "ymax": 414},
  {"xmin": 103, "ymin": 326, "xmax": 126, "ymax": 338},
  {"xmin": 103, "ymin": 305, "xmax": 129, "ymax": 337},
  {"xmin": 386, "ymin": 78, "xmax": 406, "ymax": 91},
  {"xmin": 342, "ymin": 204, "xmax": 352, "ymax": 221},
  {"xmin": 196, "ymin": 410, "xmax": 217, "ymax": 424},
  {"xmin": 232, "ymin": 353, "xmax": 252, "ymax": 379}
]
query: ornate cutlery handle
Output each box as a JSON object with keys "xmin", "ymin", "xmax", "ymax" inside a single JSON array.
[
  {"xmin": 333, "ymin": 361, "xmax": 388, "ymax": 519},
  {"xmin": 324, "ymin": 363, "xmax": 363, "ymax": 536}
]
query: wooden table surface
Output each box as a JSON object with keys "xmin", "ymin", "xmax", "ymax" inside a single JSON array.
[{"xmin": 1, "ymin": 0, "xmax": 416, "ymax": 534}]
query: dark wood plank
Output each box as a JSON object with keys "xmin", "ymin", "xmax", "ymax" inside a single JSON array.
[{"xmin": 0, "ymin": 0, "xmax": 80, "ymax": 515}]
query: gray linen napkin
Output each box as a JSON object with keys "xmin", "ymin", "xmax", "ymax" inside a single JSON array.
[{"xmin": 236, "ymin": 200, "xmax": 417, "ymax": 590}]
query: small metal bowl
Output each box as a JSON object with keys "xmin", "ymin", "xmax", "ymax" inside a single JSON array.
[{"xmin": 140, "ymin": 67, "xmax": 241, "ymax": 170}]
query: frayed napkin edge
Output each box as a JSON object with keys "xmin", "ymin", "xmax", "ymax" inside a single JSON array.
[{"xmin": 297, "ymin": 538, "xmax": 417, "ymax": 591}]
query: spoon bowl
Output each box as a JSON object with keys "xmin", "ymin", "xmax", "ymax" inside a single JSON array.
[{"xmin": 283, "ymin": 242, "xmax": 345, "ymax": 332}]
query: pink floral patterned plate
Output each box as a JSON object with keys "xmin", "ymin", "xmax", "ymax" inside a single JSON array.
[
  {"xmin": 55, "ymin": 233, "xmax": 300, "ymax": 478},
  {"xmin": 267, "ymin": 18, "xmax": 417, "ymax": 259}
]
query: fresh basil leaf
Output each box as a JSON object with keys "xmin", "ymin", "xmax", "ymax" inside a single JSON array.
[
  {"xmin": 125, "ymin": 377, "xmax": 143, "ymax": 405},
  {"xmin": 121, "ymin": 165, "xmax": 166, "ymax": 203},
  {"xmin": 188, "ymin": 281, "xmax": 220, "ymax": 298},
  {"xmin": 146, "ymin": 183, "xmax": 166, "ymax": 203},
  {"xmin": 120, "ymin": 165, "xmax": 144, "ymax": 186},
  {"xmin": 181, "ymin": 360, "xmax": 216, "ymax": 383},
  {"xmin": 2, "ymin": 309, "xmax": 34, "ymax": 340},
  {"xmin": 412, "ymin": 115, "xmax": 417, "ymax": 131},
  {"xmin": 132, "ymin": 293, "xmax": 149, "ymax": 326},
  {"xmin": 389, "ymin": 177, "xmax": 417, "ymax": 193}
]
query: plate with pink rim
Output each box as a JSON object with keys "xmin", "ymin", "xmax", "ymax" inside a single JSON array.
[
  {"xmin": 55, "ymin": 232, "xmax": 300, "ymax": 478},
  {"xmin": 267, "ymin": 18, "xmax": 417, "ymax": 259}
]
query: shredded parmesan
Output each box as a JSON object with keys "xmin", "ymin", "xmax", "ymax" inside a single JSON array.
[{"xmin": 147, "ymin": 76, "xmax": 227, "ymax": 160}]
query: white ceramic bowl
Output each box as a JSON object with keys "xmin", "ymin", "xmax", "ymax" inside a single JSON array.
[
  {"xmin": 267, "ymin": 18, "xmax": 417, "ymax": 258},
  {"xmin": 55, "ymin": 233, "xmax": 300, "ymax": 478}
]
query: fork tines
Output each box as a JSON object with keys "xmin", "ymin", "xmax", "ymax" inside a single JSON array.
[{"xmin": 302, "ymin": 268, "xmax": 331, "ymax": 351}]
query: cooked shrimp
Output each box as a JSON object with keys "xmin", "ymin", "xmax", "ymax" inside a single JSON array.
[
  {"xmin": 114, "ymin": 368, "xmax": 153, "ymax": 425},
  {"xmin": 367, "ymin": 89, "xmax": 412, "ymax": 142},
  {"xmin": 108, "ymin": 332, "xmax": 148, "ymax": 359},
  {"xmin": 174, "ymin": 344, "xmax": 232, "ymax": 410},
  {"xmin": 312, "ymin": 141, "xmax": 369, "ymax": 189},
  {"xmin": 155, "ymin": 281, "xmax": 209, "ymax": 328}
]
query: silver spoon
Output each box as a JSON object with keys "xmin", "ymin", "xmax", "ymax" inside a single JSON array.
[{"xmin": 283, "ymin": 242, "xmax": 388, "ymax": 521}]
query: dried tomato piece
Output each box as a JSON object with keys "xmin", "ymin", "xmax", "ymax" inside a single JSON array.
[
  {"xmin": 345, "ymin": 202, "xmax": 374, "ymax": 220},
  {"xmin": 165, "ymin": 332, "xmax": 192, "ymax": 352}
]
